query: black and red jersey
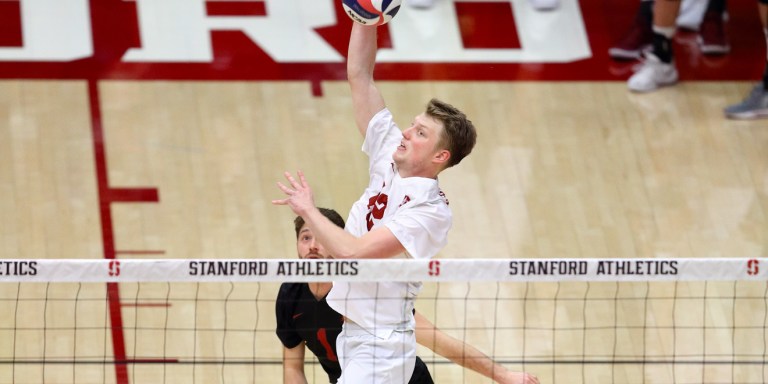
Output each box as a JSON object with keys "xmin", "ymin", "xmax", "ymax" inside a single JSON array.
[{"xmin": 276, "ymin": 282, "xmax": 433, "ymax": 383}]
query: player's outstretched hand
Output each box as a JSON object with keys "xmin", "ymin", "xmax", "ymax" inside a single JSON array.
[
  {"xmin": 272, "ymin": 170, "xmax": 316, "ymax": 216},
  {"xmin": 497, "ymin": 370, "xmax": 540, "ymax": 384}
]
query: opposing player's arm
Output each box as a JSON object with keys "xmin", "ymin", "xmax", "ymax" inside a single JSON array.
[
  {"xmin": 414, "ymin": 312, "xmax": 540, "ymax": 384},
  {"xmin": 283, "ymin": 344, "xmax": 309, "ymax": 384},
  {"xmin": 347, "ymin": 23, "xmax": 386, "ymax": 138}
]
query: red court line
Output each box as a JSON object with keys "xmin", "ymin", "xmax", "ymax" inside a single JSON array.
[
  {"xmin": 110, "ymin": 187, "xmax": 159, "ymax": 202},
  {"xmin": 89, "ymin": 79, "xmax": 163, "ymax": 384},
  {"xmin": 88, "ymin": 79, "xmax": 130, "ymax": 384}
]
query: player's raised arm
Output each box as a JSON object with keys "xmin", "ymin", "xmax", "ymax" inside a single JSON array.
[{"xmin": 347, "ymin": 23, "xmax": 386, "ymax": 138}]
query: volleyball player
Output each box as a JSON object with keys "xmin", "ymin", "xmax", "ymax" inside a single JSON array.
[
  {"xmin": 609, "ymin": 0, "xmax": 728, "ymax": 60},
  {"xmin": 724, "ymin": 0, "xmax": 768, "ymax": 119},
  {"xmin": 625, "ymin": 0, "xmax": 721, "ymax": 91},
  {"xmin": 272, "ymin": 19, "xmax": 482, "ymax": 383},
  {"xmin": 627, "ymin": 0, "xmax": 685, "ymax": 92},
  {"xmin": 275, "ymin": 208, "xmax": 539, "ymax": 384}
]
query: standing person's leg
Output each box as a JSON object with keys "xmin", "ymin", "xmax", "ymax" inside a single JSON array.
[
  {"xmin": 677, "ymin": 0, "xmax": 709, "ymax": 30},
  {"xmin": 610, "ymin": 0, "xmax": 714, "ymax": 60},
  {"xmin": 724, "ymin": 1, "xmax": 768, "ymax": 119},
  {"xmin": 628, "ymin": 0, "xmax": 682, "ymax": 92},
  {"xmin": 651, "ymin": 0, "xmax": 680, "ymax": 63},
  {"xmin": 610, "ymin": 0, "xmax": 655, "ymax": 60},
  {"xmin": 699, "ymin": 0, "xmax": 730, "ymax": 54}
]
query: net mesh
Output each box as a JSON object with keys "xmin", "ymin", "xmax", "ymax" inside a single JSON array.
[{"xmin": 0, "ymin": 258, "xmax": 766, "ymax": 384}]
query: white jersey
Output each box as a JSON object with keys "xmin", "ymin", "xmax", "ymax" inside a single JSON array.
[{"xmin": 326, "ymin": 108, "xmax": 452, "ymax": 338}]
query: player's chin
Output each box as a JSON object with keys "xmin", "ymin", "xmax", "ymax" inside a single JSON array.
[{"xmin": 392, "ymin": 153, "xmax": 407, "ymax": 166}]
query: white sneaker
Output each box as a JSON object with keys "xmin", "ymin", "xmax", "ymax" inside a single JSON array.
[
  {"xmin": 408, "ymin": 0, "xmax": 436, "ymax": 9},
  {"xmin": 529, "ymin": 0, "xmax": 559, "ymax": 11},
  {"xmin": 627, "ymin": 53, "xmax": 679, "ymax": 92}
]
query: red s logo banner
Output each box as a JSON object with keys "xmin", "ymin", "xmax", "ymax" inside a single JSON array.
[
  {"xmin": 747, "ymin": 259, "xmax": 759, "ymax": 276},
  {"xmin": 109, "ymin": 260, "xmax": 121, "ymax": 277},
  {"xmin": 429, "ymin": 260, "xmax": 441, "ymax": 276}
]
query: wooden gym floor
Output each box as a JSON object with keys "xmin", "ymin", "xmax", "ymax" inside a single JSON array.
[{"xmin": 0, "ymin": 79, "xmax": 766, "ymax": 383}]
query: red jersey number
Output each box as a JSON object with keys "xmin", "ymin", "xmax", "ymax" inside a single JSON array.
[{"xmin": 366, "ymin": 193, "xmax": 388, "ymax": 231}]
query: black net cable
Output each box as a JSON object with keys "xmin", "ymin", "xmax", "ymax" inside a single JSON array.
[
  {"xmin": 461, "ymin": 281, "xmax": 470, "ymax": 384},
  {"xmin": 522, "ymin": 281, "xmax": 529, "ymax": 379},
  {"xmin": 673, "ymin": 280, "xmax": 679, "ymax": 384},
  {"xmin": 731, "ymin": 280, "xmax": 736, "ymax": 384},
  {"xmin": 552, "ymin": 281, "xmax": 561, "ymax": 384},
  {"xmin": 612, "ymin": 281, "xmax": 619, "ymax": 384},
  {"xmin": 163, "ymin": 282, "xmax": 171, "ymax": 384},
  {"xmin": 42, "ymin": 282, "xmax": 50, "ymax": 384},
  {"xmin": 491, "ymin": 281, "xmax": 501, "ymax": 381},
  {"xmin": 72, "ymin": 282, "xmax": 82, "ymax": 384},
  {"xmin": 252, "ymin": 282, "xmax": 260, "ymax": 384},
  {"xmin": 642, "ymin": 281, "xmax": 649, "ymax": 384},
  {"xmin": 581, "ymin": 281, "xmax": 590, "ymax": 384},
  {"xmin": 131, "ymin": 282, "xmax": 140, "ymax": 382},
  {"xmin": 431, "ymin": 279, "xmax": 441, "ymax": 379},
  {"xmin": 102, "ymin": 283, "xmax": 109, "ymax": 384},
  {"xmin": 702, "ymin": 281, "xmax": 707, "ymax": 384},
  {"xmin": 12, "ymin": 282, "xmax": 20, "ymax": 383},
  {"xmin": 222, "ymin": 281, "xmax": 234, "ymax": 384},
  {"xmin": 764, "ymin": 282, "xmax": 768, "ymax": 384},
  {"xmin": 192, "ymin": 282, "xmax": 200, "ymax": 383}
]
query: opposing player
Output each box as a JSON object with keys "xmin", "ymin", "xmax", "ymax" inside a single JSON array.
[{"xmin": 275, "ymin": 208, "xmax": 540, "ymax": 384}]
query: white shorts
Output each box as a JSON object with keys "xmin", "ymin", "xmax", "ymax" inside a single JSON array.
[{"xmin": 336, "ymin": 320, "xmax": 416, "ymax": 384}]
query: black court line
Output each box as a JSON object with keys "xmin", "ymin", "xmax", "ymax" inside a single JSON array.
[{"xmin": 1, "ymin": 360, "xmax": 765, "ymax": 365}]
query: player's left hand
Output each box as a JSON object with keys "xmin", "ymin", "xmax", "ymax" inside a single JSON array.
[
  {"xmin": 496, "ymin": 371, "xmax": 540, "ymax": 384},
  {"xmin": 272, "ymin": 170, "xmax": 316, "ymax": 216}
]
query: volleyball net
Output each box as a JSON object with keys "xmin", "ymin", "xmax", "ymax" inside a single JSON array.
[{"xmin": 0, "ymin": 258, "xmax": 766, "ymax": 384}]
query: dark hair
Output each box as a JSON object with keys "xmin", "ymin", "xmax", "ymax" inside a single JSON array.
[
  {"xmin": 426, "ymin": 98, "xmax": 477, "ymax": 168},
  {"xmin": 294, "ymin": 208, "xmax": 345, "ymax": 238}
]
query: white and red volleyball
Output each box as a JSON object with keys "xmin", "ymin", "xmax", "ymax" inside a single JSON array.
[{"xmin": 342, "ymin": 0, "xmax": 402, "ymax": 26}]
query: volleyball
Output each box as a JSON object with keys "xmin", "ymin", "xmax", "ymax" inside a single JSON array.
[{"xmin": 342, "ymin": 0, "xmax": 402, "ymax": 26}]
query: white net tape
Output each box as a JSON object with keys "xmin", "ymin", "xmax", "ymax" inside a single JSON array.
[{"xmin": 0, "ymin": 258, "xmax": 764, "ymax": 282}]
